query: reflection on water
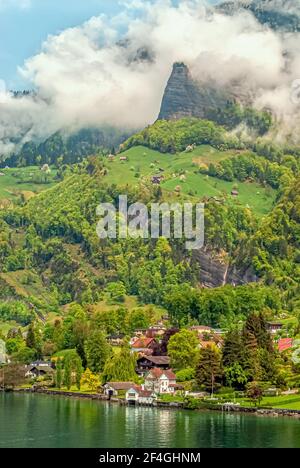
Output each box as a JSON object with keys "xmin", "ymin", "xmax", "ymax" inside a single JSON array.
[{"xmin": 1, "ymin": 393, "xmax": 300, "ymax": 448}]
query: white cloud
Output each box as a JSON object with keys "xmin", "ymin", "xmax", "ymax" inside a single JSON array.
[{"xmin": 1, "ymin": 0, "xmax": 300, "ymax": 156}]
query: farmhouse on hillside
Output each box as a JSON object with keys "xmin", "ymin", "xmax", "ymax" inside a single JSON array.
[{"xmin": 151, "ymin": 175, "xmax": 164, "ymax": 185}]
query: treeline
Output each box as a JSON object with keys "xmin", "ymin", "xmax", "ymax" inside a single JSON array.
[
  {"xmin": 165, "ymin": 283, "xmax": 281, "ymax": 328},
  {"xmin": 1, "ymin": 128, "xmax": 129, "ymax": 168},
  {"xmin": 200, "ymin": 152, "xmax": 296, "ymax": 189},
  {"xmin": 121, "ymin": 114, "xmax": 275, "ymax": 155},
  {"xmin": 122, "ymin": 118, "xmax": 236, "ymax": 154},
  {"xmin": 206, "ymin": 102, "xmax": 273, "ymax": 135}
]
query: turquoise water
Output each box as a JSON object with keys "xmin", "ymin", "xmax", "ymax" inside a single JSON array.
[{"xmin": 1, "ymin": 393, "xmax": 300, "ymax": 448}]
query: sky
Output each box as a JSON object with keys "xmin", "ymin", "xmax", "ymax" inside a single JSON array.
[
  {"xmin": 0, "ymin": 0, "xmax": 222, "ymax": 88},
  {"xmin": 0, "ymin": 0, "xmax": 124, "ymax": 88}
]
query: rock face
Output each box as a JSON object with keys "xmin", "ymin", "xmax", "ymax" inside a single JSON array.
[
  {"xmin": 193, "ymin": 248, "xmax": 257, "ymax": 288},
  {"xmin": 158, "ymin": 62, "xmax": 230, "ymax": 121}
]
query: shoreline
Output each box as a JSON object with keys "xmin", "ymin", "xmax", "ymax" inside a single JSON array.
[{"xmin": 11, "ymin": 388, "xmax": 300, "ymax": 419}]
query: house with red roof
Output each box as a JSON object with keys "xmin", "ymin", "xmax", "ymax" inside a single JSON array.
[
  {"xmin": 144, "ymin": 367, "xmax": 182, "ymax": 394},
  {"xmin": 131, "ymin": 337, "xmax": 156, "ymax": 355},
  {"xmin": 278, "ymin": 338, "xmax": 294, "ymax": 353}
]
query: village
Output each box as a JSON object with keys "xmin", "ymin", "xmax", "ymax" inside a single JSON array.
[{"xmin": 16, "ymin": 318, "xmax": 298, "ymax": 410}]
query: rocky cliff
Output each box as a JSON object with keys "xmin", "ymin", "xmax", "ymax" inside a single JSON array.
[
  {"xmin": 193, "ymin": 248, "xmax": 257, "ymax": 288},
  {"xmin": 158, "ymin": 62, "xmax": 231, "ymax": 121}
]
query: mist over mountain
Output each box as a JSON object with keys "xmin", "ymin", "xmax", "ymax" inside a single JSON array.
[
  {"xmin": 219, "ymin": 0, "xmax": 300, "ymax": 31},
  {"xmin": 1, "ymin": 0, "xmax": 300, "ymax": 162}
]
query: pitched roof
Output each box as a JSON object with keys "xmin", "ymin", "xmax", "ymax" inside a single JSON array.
[
  {"xmin": 138, "ymin": 355, "xmax": 170, "ymax": 365},
  {"xmin": 147, "ymin": 367, "xmax": 176, "ymax": 380},
  {"xmin": 137, "ymin": 390, "xmax": 153, "ymax": 398},
  {"xmin": 278, "ymin": 338, "xmax": 293, "ymax": 353},
  {"xmin": 106, "ymin": 382, "xmax": 136, "ymax": 390},
  {"xmin": 132, "ymin": 337, "xmax": 155, "ymax": 349},
  {"xmin": 27, "ymin": 365, "xmax": 54, "ymax": 374}
]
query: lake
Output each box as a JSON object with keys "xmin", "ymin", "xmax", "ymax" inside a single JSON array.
[{"xmin": 1, "ymin": 393, "xmax": 300, "ymax": 448}]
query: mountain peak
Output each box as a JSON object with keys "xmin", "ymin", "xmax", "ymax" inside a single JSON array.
[{"xmin": 158, "ymin": 63, "xmax": 232, "ymax": 121}]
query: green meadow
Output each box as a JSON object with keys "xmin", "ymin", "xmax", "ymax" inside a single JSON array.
[
  {"xmin": 0, "ymin": 166, "xmax": 58, "ymax": 202},
  {"xmin": 105, "ymin": 145, "xmax": 277, "ymax": 216},
  {"xmin": 0, "ymin": 146, "xmax": 277, "ymax": 216}
]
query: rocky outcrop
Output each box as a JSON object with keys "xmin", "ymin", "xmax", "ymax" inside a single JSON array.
[
  {"xmin": 193, "ymin": 248, "xmax": 257, "ymax": 288},
  {"xmin": 158, "ymin": 62, "xmax": 231, "ymax": 121}
]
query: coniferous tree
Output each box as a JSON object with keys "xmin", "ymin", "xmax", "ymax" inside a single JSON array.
[
  {"xmin": 222, "ymin": 328, "xmax": 243, "ymax": 367},
  {"xmin": 242, "ymin": 328, "xmax": 262, "ymax": 381},
  {"xmin": 196, "ymin": 344, "xmax": 223, "ymax": 395}
]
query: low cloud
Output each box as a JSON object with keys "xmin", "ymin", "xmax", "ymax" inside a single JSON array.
[{"xmin": 1, "ymin": 0, "xmax": 300, "ymax": 157}]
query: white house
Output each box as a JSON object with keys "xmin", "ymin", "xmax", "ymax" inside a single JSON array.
[
  {"xmin": 25, "ymin": 362, "xmax": 54, "ymax": 379},
  {"xmin": 103, "ymin": 381, "xmax": 136, "ymax": 397},
  {"xmin": 126, "ymin": 387, "xmax": 157, "ymax": 405},
  {"xmin": 144, "ymin": 368, "xmax": 179, "ymax": 394}
]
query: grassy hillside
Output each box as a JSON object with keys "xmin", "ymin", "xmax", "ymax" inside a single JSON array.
[
  {"xmin": 0, "ymin": 146, "xmax": 277, "ymax": 216},
  {"xmin": 89, "ymin": 295, "xmax": 167, "ymax": 321},
  {"xmin": 104, "ymin": 145, "xmax": 277, "ymax": 216},
  {"xmin": 0, "ymin": 166, "xmax": 58, "ymax": 203}
]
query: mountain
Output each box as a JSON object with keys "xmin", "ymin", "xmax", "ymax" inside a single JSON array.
[
  {"xmin": 158, "ymin": 62, "xmax": 232, "ymax": 121},
  {"xmin": 157, "ymin": 62, "xmax": 272, "ymax": 135},
  {"xmin": 218, "ymin": 0, "xmax": 300, "ymax": 32}
]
